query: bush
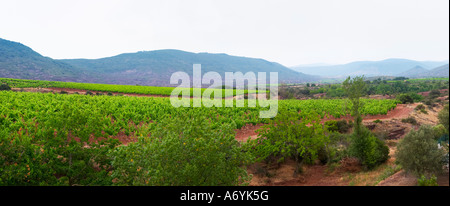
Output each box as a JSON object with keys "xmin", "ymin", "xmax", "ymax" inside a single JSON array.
[
  {"xmin": 396, "ymin": 125, "xmax": 445, "ymax": 177},
  {"xmin": 429, "ymin": 90, "xmax": 441, "ymax": 98},
  {"xmin": 107, "ymin": 92, "xmax": 113, "ymax": 96},
  {"xmin": 325, "ymin": 120, "xmax": 339, "ymax": 132},
  {"xmin": 0, "ymin": 84, "xmax": 11, "ymax": 91},
  {"xmin": 85, "ymin": 91, "xmax": 93, "ymax": 95},
  {"xmin": 326, "ymin": 120, "xmax": 353, "ymax": 133},
  {"xmin": 348, "ymin": 126, "xmax": 389, "ymax": 170},
  {"xmin": 251, "ymin": 109, "xmax": 328, "ymax": 174},
  {"xmin": 415, "ymin": 104, "xmax": 425, "ymax": 110},
  {"xmin": 59, "ymin": 91, "xmax": 68, "ymax": 94},
  {"xmin": 433, "ymin": 124, "xmax": 448, "ymax": 141},
  {"xmin": 438, "ymin": 104, "xmax": 449, "ymax": 132},
  {"xmin": 397, "ymin": 94, "xmax": 414, "ymax": 104},
  {"xmin": 415, "ymin": 104, "xmax": 427, "ymax": 115},
  {"xmin": 110, "ymin": 113, "xmax": 254, "ymax": 186},
  {"xmin": 401, "ymin": 117, "xmax": 417, "ymax": 125},
  {"xmin": 417, "ymin": 175, "xmax": 438, "ymax": 186},
  {"xmin": 336, "ymin": 120, "xmax": 353, "ymax": 133},
  {"xmin": 373, "ymin": 119, "xmax": 382, "ymax": 124}
]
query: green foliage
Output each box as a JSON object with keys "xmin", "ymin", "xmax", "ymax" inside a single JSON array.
[
  {"xmin": 438, "ymin": 104, "xmax": 449, "ymax": 132},
  {"xmin": 433, "ymin": 125, "xmax": 448, "ymax": 141},
  {"xmin": 417, "ymin": 175, "xmax": 438, "ymax": 186},
  {"xmin": 348, "ymin": 126, "xmax": 390, "ymax": 170},
  {"xmin": 109, "ymin": 113, "xmax": 253, "ymax": 186},
  {"xmin": 415, "ymin": 104, "xmax": 427, "ymax": 114},
  {"xmin": 0, "ymin": 84, "xmax": 11, "ymax": 91},
  {"xmin": 325, "ymin": 120, "xmax": 353, "ymax": 133},
  {"xmin": 397, "ymin": 93, "xmax": 414, "ymax": 104},
  {"xmin": 250, "ymin": 109, "xmax": 328, "ymax": 174},
  {"xmin": 0, "ymin": 78, "xmax": 261, "ymax": 98},
  {"xmin": 0, "ymin": 90, "xmax": 401, "ymax": 185},
  {"xmin": 373, "ymin": 119, "xmax": 382, "ymax": 124},
  {"xmin": 396, "ymin": 125, "xmax": 445, "ymax": 177},
  {"xmin": 324, "ymin": 121, "xmax": 339, "ymax": 132},
  {"xmin": 429, "ymin": 90, "xmax": 441, "ymax": 98},
  {"xmin": 401, "ymin": 117, "xmax": 417, "ymax": 125},
  {"xmin": 343, "ymin": 76, "xmax": 389, "ymax": 170},
  {"xmin": 343, "ymin": 76, "xmax": 367, "ymax": 120}
]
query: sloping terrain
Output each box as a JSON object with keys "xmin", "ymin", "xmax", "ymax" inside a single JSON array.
[{"xmin": 0, "ymin": 38, "xmax": 318, "ymax": 86}]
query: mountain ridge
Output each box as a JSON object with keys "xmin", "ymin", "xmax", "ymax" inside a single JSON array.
[
  {"xmin": 291, "ymin": 58, "xmax": 449, "ymax": 78},
  {"xmin": 0, "ymin": 38, "xmax": 317, "ymax": 86}
]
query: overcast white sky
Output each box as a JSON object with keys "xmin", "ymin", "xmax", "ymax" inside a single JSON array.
[{"xmin": 0, "ymin": 0, "xmax": 448, "ymax": 66}]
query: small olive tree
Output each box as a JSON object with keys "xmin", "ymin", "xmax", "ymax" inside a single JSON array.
[{"xmin": 396, "ymin": 125, "xmax": 445, "ymax": 177}]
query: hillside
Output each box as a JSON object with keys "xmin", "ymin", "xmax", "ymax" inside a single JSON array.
[
  {"xmin": 396, "ymin": 66, "xmax": 430, "ymax": 78},
  {"xmin": 291, "ymin": 59, "xmax": 449, "ymax": 78},
  {"xmin": 0, "ymin": 38, "xmax": 87, "ymax": 82},
  {"xmin": 396, "ymin": 64, "xmax": 449, "ymax": 78},
  {"xmin": 60, "ymin": 50, "xmax": 318, "ymax": 86},
  {"xmin": 0, "ymin": 38, "xmax": 317, "ymax": 86},
  {"xmin": 426, "ymin": 64, "xmax": 449, "ymax": 77}
]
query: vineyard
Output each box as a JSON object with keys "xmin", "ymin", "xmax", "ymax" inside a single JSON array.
[
  {"xmin": 0, "ymin": 78, "xmax": 261, "ymax": 97},
  {"xmin": 0, "ymin": 89, "xmax": 401, "ymax": 185}
]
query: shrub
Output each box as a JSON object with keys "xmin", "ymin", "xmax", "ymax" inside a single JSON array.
[
  {"xmin": 415, "ymin": 104, "xmax": 427, "ymax": 114},
  {"xmin": 438, "ymin": 104, "xmax": 449, "ymax": 132},
  {"xmin": 348, "ymin": 126, "xmax": 390, "ymax": 170},
  {"xmin": 373, "ymin": 119, "xmax": 382, "ymax": 124},
  {"xmin": 59, "ymin": 91, "xmax": 68, "ymax": 94},
  {"xmin": 401, "ymin": 117, "xmax": 417, "ymax": 125},
  {"xmin": 336, "ymin": 120, "xmax": 353, "ymax": 133},
  {"xmin": 396, "ymin": 125, "xmax": 445, "ymax": 177},
  {"xmin": 429, "ymin": 90, "xmax": 441, "ymax": 98},
  {"xmin": 251, "ymin": 109, "xmax": 328, "ymax": 174},
  {"xmin": 325, "ymin": 120, "xmax": 339, "ymax": 132},
  {"xmin": 433, "ymin": 124, "xmax": 448, "ymax": 141},
  {"xmin": 85, "ymin": 91, "xmax": 93, "ymax": 95},
  {"xmin": 417, "ymin": 175, "xmax": 438, "ymax": 186},
  {"xmin": 107, "ymin": 92, "xmax": 113, "ymax": 96},
  {"xmin": 326, "ymin": 120, "xmax": 353, "ymax": 133},
  {"xmin": 397, "ymin": 94, "xmax": 414, "ymax": 104},
  {"xmin": 415, "ymin": 104, "xmax": 425, "ymax": 111},
  {"xmin": 0, "ymin": 84, "xmax": 11, "ymax": 91},
  {"xmin": 110, "ymin": 113, "xmax": 254, "ymax": 186}
]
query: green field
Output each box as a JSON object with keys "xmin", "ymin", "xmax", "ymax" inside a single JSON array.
[
  {"xmin": 0, "ymin": 78, "xmax": 263, "ymax": 97},
  {"xmin": 0, "ymin": 83, "xmax": 402, "ymax": 186}
]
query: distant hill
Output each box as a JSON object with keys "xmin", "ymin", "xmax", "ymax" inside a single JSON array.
[
  {"xmin": 396, "ymin": 66, "xmax": 430, "ymax": 78},
  {"xmin": 426, "ymin": 64, "xmax": 449, "ymax": 77},
  {"xmin": 0, "ymin": 38, "xmax": 87, "ymax": 82},
  {"xmin": 60, "ymin": 50, "xmax": 318, "ymax": 86},
  {"xmin": 291, "ymin": 59, "xmax": 449, "ymax": 78},
  {"xmin": 0, "ymin": 38, "xmax": 317, "ymax": 86},
  {"xmin": 395, "ymin": 64, "xmax": 449, "ymax": 78}
]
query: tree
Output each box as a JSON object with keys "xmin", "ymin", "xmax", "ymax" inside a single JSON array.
[
  {"xmin": 343, "ymin": 76, "xmax": 367, "ymax": 127},
  {"xmin": 343, "ymin": 76, "xmax": 389, "ymax": 169},
  {"xmin": 252, "ymin": 109, "xmax": 328, "ymax": 175},
  {"xmin": 110, "ymin": 113, "xmax": 254, "ymax": 186},
  {"xmin": 396, "ymin": 125, "xmax": 445, "ymax": 177},
  {"xmin": 438, "ymin": 104, "xmax": 449, "ymax": 133}
]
